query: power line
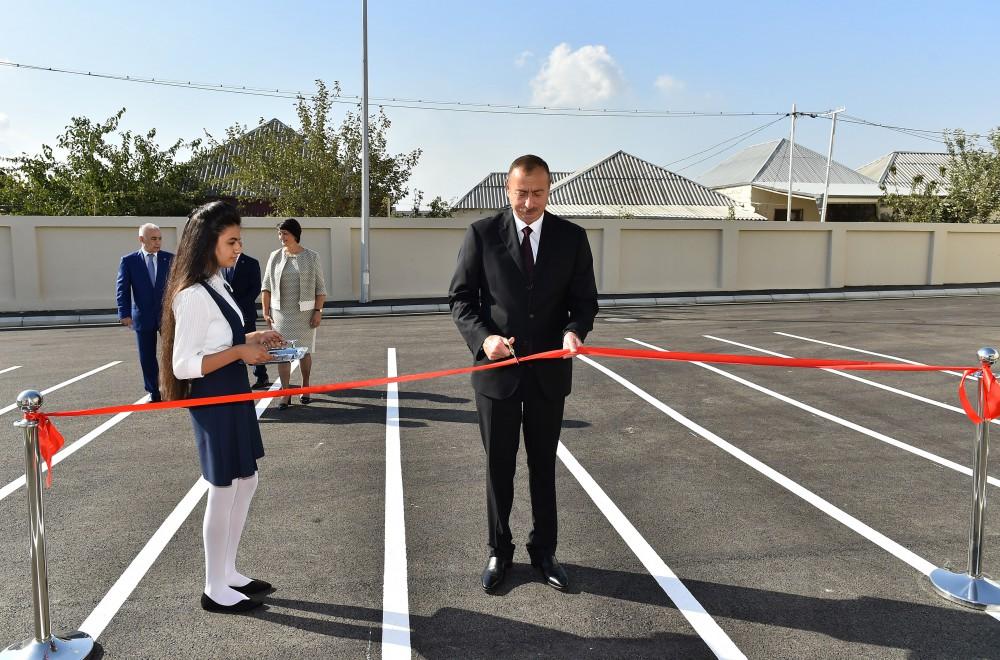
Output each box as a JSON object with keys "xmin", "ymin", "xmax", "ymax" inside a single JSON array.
[
  {"xmin": 0, "ymin": 60, "xmax": 793, "ymax": 119},
  {"xmin": 665, "ymin": 116, "xmax": 787, "ymax": 169},
  {"xmin": 674, "ymin": 116, "xmax": 788, "ymax": 173}
]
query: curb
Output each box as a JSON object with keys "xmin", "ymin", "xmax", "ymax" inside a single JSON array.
[{"xmin": 4, "ymin": 287, "xmax": 1000, "ymax": 329}]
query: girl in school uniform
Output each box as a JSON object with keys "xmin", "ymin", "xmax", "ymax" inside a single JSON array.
[{"xmin": 159, "ymin": 201, "xmax": 283, "ymax": 613}]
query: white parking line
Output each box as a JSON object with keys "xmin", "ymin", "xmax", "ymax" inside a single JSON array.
[
  {"xmin": 79, "ymin": 367, "xmax": 296, "ymax": 640},
  {"xmin": 0, "ymin": 361, "xmax": 122, "ymax": 416},
  {"xmin": 382, "ymin": 348, "xmax": 411, "ymax": 659},
  {"xmin": 558, "ymin": 443, "xmax": 746, "ymax": 659},
  {"xmin": 775, "ymin": 332, "xmax": 966, "ymax": 378},
  {"xmin": 578, "ymin": 354, "xmax": 1000, "ymax": 625},
  {"xmin": 0, "ymin": 395, "xmax": 150, "ymax": 503},
  {"xmin": 0, "ymin": 366, "xmax": 22, "ymax": 375},
  {"xmin": 705, "ymin": 334, "xmax": 987, "ymax": 422},
  {"xmin": 626, "ymin": 338, "xmax": 999, "ymax": 488}
]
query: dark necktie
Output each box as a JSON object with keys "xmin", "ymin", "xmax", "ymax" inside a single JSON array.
[
  {"xmin": 146, "ymin": 253, "xmax": 156, "ymax": 285},
  {"xmin": 224, "ymin": 266, "xmax": 234, "ymax": 283},
  {"xmin": 520, "ymin": 226, "xmax": 534, "ymax": 280}
]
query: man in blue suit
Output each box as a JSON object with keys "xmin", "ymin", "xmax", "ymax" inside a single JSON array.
[
  {"xmin": 224, "ymin": 252, "xmax": 270, "ymax": 389},
  {"xmin": 116, "ymin": 223, "xmax": 173, "ymax": 402}
]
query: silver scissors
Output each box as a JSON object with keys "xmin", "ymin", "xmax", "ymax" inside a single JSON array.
[{"xmin": 501, "ymin": 337, "xmax": 519, "ymax": 364}]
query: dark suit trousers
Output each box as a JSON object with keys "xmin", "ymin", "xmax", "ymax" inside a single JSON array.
[
  {"xmin": 135, "ymin": 330, "xmax": 160, "ymax": 400},
  {"xmin": 475, "ymin": 366, "xmax": 565, "ymax": 561}
]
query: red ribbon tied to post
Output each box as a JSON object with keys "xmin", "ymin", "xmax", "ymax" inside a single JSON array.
[
  {"xmin": 24, "ymin": 412, "xmax": 66, "ymax": 488},
  {"xmin": 958, "ymin": 364, "xmax": 1000, "ymax": 425}
]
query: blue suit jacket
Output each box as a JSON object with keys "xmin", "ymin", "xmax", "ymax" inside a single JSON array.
[
  {"xmin": 228, "ymin": 253, "xmax": 262, "ymax": 334},
  {"xmin": 116, "ymin": 250, "xmax": 174, "ymax": 332}
]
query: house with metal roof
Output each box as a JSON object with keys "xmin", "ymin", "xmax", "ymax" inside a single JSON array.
[
  {"xmin": 698, "ymin": 139, "xmax": 883, "ymax": 222},
  {"xmin": 193, "ymin": 118, "xmax": 298, "ymax": 215},
  {"xmin": 452, "ymin": 151, "xmax": 762, "ymax": 221},
  {"xmin": 857, "ymin": 151, "xmax": 949, "ymax": 196},
  {"xmin": 452, "ymin": 171, "xmax": 571, "ymax": 219}
]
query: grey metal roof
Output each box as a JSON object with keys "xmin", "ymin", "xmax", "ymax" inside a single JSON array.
[
  {"xmin": 549, "ymin": 150, "xmax": 746, "ymax": 208},
  {"xmin": 195, "ymin": 118, "xmax": 298, "ymax": 197},
  {"xmin": 546, "ymin": 204, "xmax": 763, "ymax": 220},
  {"xmin": 699, "ymin": 139, "xmax": 878, "ymax": 189},
  {"xmin": 452, "ymin": 171, "xmax": 570, "ymax": 209},
  {"xmin": 857, "ymin": 151, "xmax": 950, "ymax": 194}
]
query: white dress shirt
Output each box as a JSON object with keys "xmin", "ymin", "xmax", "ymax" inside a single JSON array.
[
  {"xmin": 512, "ymin": 212, "xmax": 543, "ymax": 261},
  {"xmin": 172, "ymin": 273, "xmax": 245, "ymax": 380}
]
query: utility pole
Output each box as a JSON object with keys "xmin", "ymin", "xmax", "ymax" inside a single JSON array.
[
  {"xmin": 360, "ymin": 0, "xmax": 371, "ymax": 303},
  {"xmin": 820, "ymin": 107, "xmax": 845, "ymax": 223},
  {"xmin": 786, "ymin": 102, "xmax": 796, "ymax": 222}
]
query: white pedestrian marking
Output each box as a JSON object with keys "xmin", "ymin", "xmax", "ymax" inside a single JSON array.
[
  {"xmin": 0, "ymin": 361, "xmax": 122, "ymax": 416},
  {"xmin": 626, "ymin": 338, "xmax": 1000, "ymax": 488},
  {"xmin": 79, "ymin": 366, "xmax": 296, "ymax": 639},
  {"xmin": 0, "ymin": 395, "xmax": 150, "ymax": 502},
  {"xmin": 381, "ymin": 349, "xmax": 411, "ymax": 659},
  {"xmin": 578, "ymin": 354, "xmax": 1000, "ymax": 625},
  {"xmin": 0, "ymin": 366, "xmax": 22, "ymax": 375},
  {"xmin": 558, "ymin": 444, "xmax": 746, "ymax": 659}
]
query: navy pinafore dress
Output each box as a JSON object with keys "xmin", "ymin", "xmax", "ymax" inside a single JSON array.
[{"xmin": 189, "ymin": 281, "xmax": 265, "ymax": 487}]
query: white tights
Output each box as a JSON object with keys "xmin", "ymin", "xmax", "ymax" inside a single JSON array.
[{"xmin": 203, "ymin": 472, "xmax": 258, "ymax": 606}]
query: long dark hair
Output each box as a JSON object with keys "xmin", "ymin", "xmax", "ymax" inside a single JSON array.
[{"xmin": 159, "ymin": 201, "xmax": 242, "ymax": 401}]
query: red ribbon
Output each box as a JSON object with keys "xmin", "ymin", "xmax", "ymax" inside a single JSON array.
[
  {"xmin": 19, "ymin": 346, "xmax": 997, "ymax": 486},
  {"xmin": 24, "ymin": 412, "xmax": 66, "ymax": 488}
]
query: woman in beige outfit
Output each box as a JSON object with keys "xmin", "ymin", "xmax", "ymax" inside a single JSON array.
[{"xmin": 261, "ymin": 218, "xmax": 327, "ymax": 410}]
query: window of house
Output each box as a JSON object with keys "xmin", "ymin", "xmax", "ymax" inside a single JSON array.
[
  {"xmin": 826, "ymin": 204, "xmax": 878, "ymax": 222},
  {"xmin": 774, "ymin": 208, "xmax": 804, "ymax": 221}
]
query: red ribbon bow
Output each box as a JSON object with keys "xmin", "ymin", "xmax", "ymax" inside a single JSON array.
[{"xmin": 24, "ymin": 412, "xmax": 66, "ymax": 488}]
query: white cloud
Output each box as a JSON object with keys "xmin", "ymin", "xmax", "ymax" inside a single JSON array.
[
  {"xmin": 0, "ymin": 113, "xmax": 10, "ymax": 131},
  {"xmin": 514, "ymin": 50, "xmax": 534, "ymax": 68},
  {"xmin": 654, "ymin": 74, "xmax": 685, "ymax": 94},
  {"xmin": 530, "ymin": 43, "xmax": 624, "ymax": 106}
]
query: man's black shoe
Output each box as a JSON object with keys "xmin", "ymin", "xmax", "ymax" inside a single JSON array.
[
  {"xmin": 481, "ymin": 556, "xmax": 512, "ymax": 592},
  {"xmin": 251, "ymin": 378, "xmax": 271, "ymax": 390},
  {"xmin": 532, "ymin": 554, "xmax": 569, "ymax": 591}
]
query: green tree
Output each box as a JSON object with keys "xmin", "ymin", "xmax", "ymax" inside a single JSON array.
[
  {"xmin": 426, "ymin": 195, "xmax": 452, "ymax": 218},
  {"xmin": 0, "ymin": 108, "xmax": 205, "ymax": 215},
  {"xmin": 880, "ymin": 127, "xmax": 1000, "ymax": 223},
  {"xmin": 205, "ymin": 80, "xmax": 421, "ymax": 217}
]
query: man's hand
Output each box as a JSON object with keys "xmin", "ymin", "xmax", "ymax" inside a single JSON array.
[
  {"xmin": 562, "ymin": 331, "xmax": 582, "ymax": 358},
  {"xmin": 483, "ymin": 335, "xmax": 516, "ymax": 361},
  {"xmin": 120, "ymin": 317, "xmax": 133, "ymax": 328}
]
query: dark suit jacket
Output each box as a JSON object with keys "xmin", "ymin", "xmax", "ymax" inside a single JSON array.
[
  {"xmin": 449, "ymin": 209, "xmax": 598, "ymax": 400},
  {"xmin": 228, "ymin": 253, "xmax": 262, "ymax": 334},
  {"xmin": 116, "ymin": 250, "xmax": 173, "ymax": 332}
]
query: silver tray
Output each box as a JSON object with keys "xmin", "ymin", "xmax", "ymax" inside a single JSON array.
[{"xmin": 261, "ymin": 346, "xmax": 308, "ymax": 364}]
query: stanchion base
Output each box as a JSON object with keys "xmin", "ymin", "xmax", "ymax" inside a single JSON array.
[
  {"xmin": 930, "ymin": 568, "xmax": 1000, "ymax": 610},
  {"xmin": 0, "ymin": 631, "xmax": 94, "ymax": 659}
]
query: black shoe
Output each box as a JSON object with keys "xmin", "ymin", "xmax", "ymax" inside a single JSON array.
[
  {"xmin": 532, "ymin": 554, "xmax": 569, "ymax": 591},
  {"xmin": 232, "ymin": 579, "xmax": 272, "ymax": 595},
  {"xmin": 252, "ymin": 378, "xmax": 271, "ymax": 390},
  {"xmin": 481, "ymin": 556, "xmax": 512, "ymax": 592},
  {"xmin": 200, "ymin": 593, "xmax": 262, "ymax": 613},
  {"xmin": 149, "ymin": 394, "xmax": 162, "ymax": 403}
]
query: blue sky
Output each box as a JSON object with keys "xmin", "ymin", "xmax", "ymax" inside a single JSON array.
[{"xmin": 2, "ymin": 1, "xmax": 998, "ymax": 208}]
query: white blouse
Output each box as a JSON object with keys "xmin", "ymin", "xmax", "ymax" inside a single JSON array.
[{"xmin": 172, "ymin": 273, "xmax": 245, "ymax": 380}]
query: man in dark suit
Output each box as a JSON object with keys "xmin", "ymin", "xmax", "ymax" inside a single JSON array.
[
  {"xmin": 224, "ymin": 252, "xmax": 270, "ymax": 389},
  {"xmin": 116, "ymin": 223, "xmax": 173, "ymax": 402},
  {"xmin": 449, "ymin": 154, "xmax": 598, "ymax": 593}
]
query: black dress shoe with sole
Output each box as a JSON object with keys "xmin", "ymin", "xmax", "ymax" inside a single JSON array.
[
  {"xmin": 251, "ymin": 379, "xmax": 271, "ymax": 390},
  {"xmin": 481, "ymin": 556, "xmax": 512, "ymax": 592},
  {"xmin": 233, "ymin": 579, "xmax": 272, "ymax": 595},
  {"xmin": 532, "ymin": 554, "xmax": 569, "ymax": 591},
  {"xmin": 200, "ymin": 593, "xmax": 262, "ymax": 613}
]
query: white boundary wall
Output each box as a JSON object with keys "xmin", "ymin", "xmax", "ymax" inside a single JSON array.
[{"xmin": 2, "ymin": 216, "xmax": 999, "ymax": 312}]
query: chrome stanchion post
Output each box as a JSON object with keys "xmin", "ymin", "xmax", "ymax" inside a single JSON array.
[
  {"xmin": 1, "ymin": 390, "xmax": 94, "ymax": 659},
  {"xmin": 929, "ymin": 347, "xmax": 1000, "ymax": 610}
]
